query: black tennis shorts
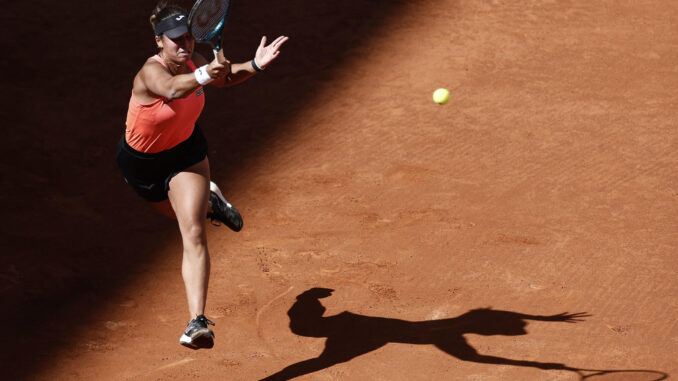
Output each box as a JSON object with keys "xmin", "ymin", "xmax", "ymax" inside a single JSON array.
[{"xmin": 116, "ymin": 125, "xmax": 208, "ymax": 202}]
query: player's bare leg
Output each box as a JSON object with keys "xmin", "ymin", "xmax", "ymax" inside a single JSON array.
[{"xmin": 167, "ymin": 157, "xmax": 215, "ymax": 349}]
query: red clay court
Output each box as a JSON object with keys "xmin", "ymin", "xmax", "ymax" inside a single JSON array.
[{"xmin": 2, "ymin": 0, "xmax": 676, "ymax": 380}]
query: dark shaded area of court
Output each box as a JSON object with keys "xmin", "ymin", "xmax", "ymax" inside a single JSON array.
[{"xmin": 0, "ymin": 0, "xmax": 411, "ymax": 378}]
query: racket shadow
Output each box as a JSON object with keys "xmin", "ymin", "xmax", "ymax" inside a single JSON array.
[
  {"xmin": 565, "ymin": 367, "xmax": 669, "ymax": 380},
  {"xmin": 259, "ymin": 288, "xmax": 598, "ymax": 380}
]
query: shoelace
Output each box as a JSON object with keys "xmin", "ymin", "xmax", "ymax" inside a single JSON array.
[{"xmin": 197, "ymin": 315, "xmax": 215, "ymax": 326}]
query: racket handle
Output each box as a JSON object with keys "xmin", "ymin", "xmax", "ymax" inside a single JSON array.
[{"xmin": 213, "ymin": 48, "xmax": 219, "ymax": 60}]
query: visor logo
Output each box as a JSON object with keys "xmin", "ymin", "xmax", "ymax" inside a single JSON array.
[{"xmin": 176, "ymin": 15, "xmax": 185, "ymax": 21}]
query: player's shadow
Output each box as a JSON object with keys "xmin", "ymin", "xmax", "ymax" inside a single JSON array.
[{"xmin": 259, "ymin": 288, "xmax": 588, "ymax": 380}]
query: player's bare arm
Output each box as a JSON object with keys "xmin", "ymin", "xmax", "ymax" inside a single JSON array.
[
  {"xmin": 135, "ymin": 57, "xmax": 227, "ymax": 101},
  {"xmin": 208, "ymin": 35, "xmax": 289, "ymax": 88}
]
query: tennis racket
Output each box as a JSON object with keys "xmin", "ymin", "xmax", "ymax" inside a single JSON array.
[{"xmin": 188, "ymin": 0, "xmax": 232, "ymax": 60}]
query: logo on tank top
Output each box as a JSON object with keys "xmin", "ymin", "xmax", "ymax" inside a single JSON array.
[{"xmin": 196, "ymin": 88, "xmax": 204, "ymax": 96}]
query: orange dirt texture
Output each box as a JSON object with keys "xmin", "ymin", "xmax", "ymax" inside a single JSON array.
[{"xmin": 2, "ymin": 0, "xmax": 676, "ymax": 380}]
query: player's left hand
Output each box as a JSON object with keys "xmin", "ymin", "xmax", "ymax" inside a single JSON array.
[{"xmin": 254, "ymin": 35, "xmax": 289, "ymax": 69}]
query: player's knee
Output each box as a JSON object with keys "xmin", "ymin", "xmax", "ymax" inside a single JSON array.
[{"xmin": 180, "ymin": 219, "xmax": 207, "ymax": 247}]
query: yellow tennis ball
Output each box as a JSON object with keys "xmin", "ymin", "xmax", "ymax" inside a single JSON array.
[{"xmin": 433, "ymin": 88, "xmax": 450, "ymax": 105}]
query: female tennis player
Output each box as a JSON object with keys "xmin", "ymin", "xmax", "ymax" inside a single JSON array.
[{"xmin": 116, "ymin": 1, "xmax": 288, "ymax": 350}]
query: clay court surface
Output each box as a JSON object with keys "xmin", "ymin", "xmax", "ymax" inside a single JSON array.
[{"xmin": 2, "ymin": 0, "xmax": 677, "ymax": 380}]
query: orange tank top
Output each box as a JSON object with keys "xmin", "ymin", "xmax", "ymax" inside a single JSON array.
[{"xmin": 125, "ymin": 55, "xmax": 205, "ymax": 153}]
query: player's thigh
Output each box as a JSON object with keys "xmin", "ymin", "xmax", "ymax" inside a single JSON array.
[{"xmin": 168, "ymin": 158, "xmax": 211, "ymax": 234}]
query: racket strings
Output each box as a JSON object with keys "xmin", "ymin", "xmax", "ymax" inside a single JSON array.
[{"xmin": 189, "ymin": 0, "xmax": 230, "ymax": 40}]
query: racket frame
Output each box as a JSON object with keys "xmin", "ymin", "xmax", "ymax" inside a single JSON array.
[{"xmin": 188, "ymin": 0, "xmax": 231, "ymax": 59}]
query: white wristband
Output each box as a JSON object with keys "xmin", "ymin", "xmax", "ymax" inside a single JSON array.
[{"xmin": 194, "ymin": 65, "xmax": 213, "ymax": 85}]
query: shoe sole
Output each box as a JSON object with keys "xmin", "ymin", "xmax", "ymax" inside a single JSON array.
[{"xmin": 179, "ymin": 330, "xmax": 215, "ymax": 350}]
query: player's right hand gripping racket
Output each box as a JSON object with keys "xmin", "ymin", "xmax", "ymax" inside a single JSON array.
[{"xmin": 188, "ymin": 0, "xmax": 232, "ymax": 60}]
